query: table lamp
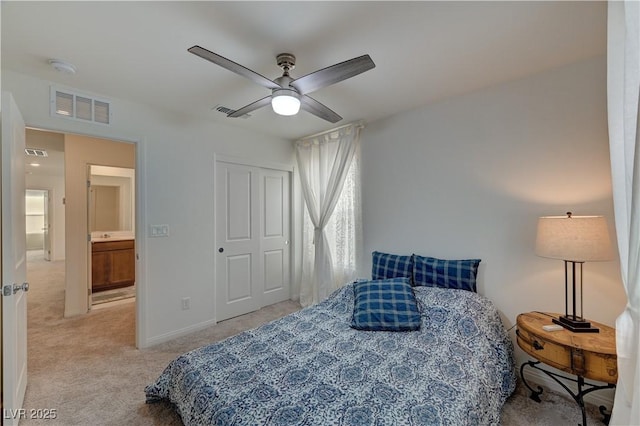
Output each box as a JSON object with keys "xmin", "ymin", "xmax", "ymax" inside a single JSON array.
[{"xmin": 535, "ymin": 212, "xmax": 613, "ymax": 333}]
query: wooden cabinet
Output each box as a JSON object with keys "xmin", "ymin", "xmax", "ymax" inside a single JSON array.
[{"xmin": 91, "ymin": 239, "xmax": 135, "ymax": 292}]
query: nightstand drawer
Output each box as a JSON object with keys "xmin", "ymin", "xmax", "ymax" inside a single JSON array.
[
  {"xmin": 517, "ymin": 327, "xmax": 574, "ymax": 372},
  {"xmin": 516, "ymin": 313, "xmax": 618, "ymax": 384}
]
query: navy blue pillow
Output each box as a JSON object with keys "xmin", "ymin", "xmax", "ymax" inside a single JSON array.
[
  {"xmin": 412, "ymin": 254, "xmax": 481, "ymax": 292},
  {"xmin": 371, "ymin": 251, "xmax": 413, "ymax": 281},
  {"xmin": 351, "ymin": 277, "xmax": 421, "ymax": 331}
]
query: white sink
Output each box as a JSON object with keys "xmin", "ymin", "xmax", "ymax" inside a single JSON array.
[{"xmin": 91, "ymin": 232, "xmax": 134, "ymax": 242}]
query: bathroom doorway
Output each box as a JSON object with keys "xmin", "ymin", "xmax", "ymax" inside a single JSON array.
[{"xmin": 88, "ymin": 165, "xmax": 136, "ymax": 308}]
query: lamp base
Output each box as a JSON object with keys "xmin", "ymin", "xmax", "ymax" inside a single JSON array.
[{"xmin": 553, "ymin": 316, "xmax": 599, "ymax": 333}]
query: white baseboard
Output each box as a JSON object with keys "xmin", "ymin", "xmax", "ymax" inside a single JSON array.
[
  {"xmin": 144, "ymin": 318, "xmax": 217, "ymax": 347},
  {"xmin": 521, "ymin": 364, "xmax": 615, "ymax": 409}
]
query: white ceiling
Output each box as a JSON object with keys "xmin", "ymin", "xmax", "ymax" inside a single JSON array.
[
  {"xmin": 2, "ymin": 1, "xmax": 606, "ymax": 141},
  {"xmin": 24, "ymin": 129, "xmax": 65, "ymax": 177}
]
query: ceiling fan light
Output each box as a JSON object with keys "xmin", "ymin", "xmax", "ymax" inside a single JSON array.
[{"xmin": 271, "ymin": 91, "xmax": 300, "ymax": 116}]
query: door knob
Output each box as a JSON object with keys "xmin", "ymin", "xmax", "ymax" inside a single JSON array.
[
  {"xmin": 15, "ymin": 282, "xmax": 29, "ymax": 293},
  {"xmin": 2, "ymin": 282, "xmax": 29, "ymax": 296},
  {"xmin": 218, "ymin": 248, "xmax": 224, "ymax": 253}
]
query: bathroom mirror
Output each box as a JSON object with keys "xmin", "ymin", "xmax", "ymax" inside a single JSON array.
[{"xmin": 89, "ymin": 165, "xmax": 135, "ymax": 232}]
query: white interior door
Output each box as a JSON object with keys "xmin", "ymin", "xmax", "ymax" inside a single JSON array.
[
  {"xmin": 43, "ymin": 190, "xmax": 51, "ymax": 261},
  {"xmin": 260, "ymin": 169, "xmax": 291, "ymax": 306},
  {"xmin": 216, "ymin": 162, "xmax": 261, "ymax": 321},
  {"xmin": 2, "ymin": 92, "xmax": 29, "ymax": 425},
  {"xmin": 215, "ymin": 161, "xmax": 292, "ymax": 321}
]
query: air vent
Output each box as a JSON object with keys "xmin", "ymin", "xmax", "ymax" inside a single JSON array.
[
  {"xmin": 25, "ymin": 148, "xmax": 48, "ymax": 157},
  {"xmin": 213, "ymin": 105, "xmax": 251, "ymax": 119},
  {"xmin": 51, "ymin": 86, "xmax": 111, "ymax": 125}
]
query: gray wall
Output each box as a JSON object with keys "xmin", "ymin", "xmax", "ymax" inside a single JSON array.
[{"xmin": 360, "ymin": 56, "xmax": 626, "ymax": 366}]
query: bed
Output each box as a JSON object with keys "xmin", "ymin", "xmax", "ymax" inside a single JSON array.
[{"xmin": 145, "ymin": 279, "xmax": 516, "ymax": 425}]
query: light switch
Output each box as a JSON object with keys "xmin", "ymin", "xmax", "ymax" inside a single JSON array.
[{"xmin": 150, "ymin": 224, "xmax": 170, "ymax": 237}]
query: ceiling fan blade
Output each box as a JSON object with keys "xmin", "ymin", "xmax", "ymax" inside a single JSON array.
[
  {"xmin": 291, "ymin": 54, "xmax": 375, "ymax": 95},
  {"xmin": 188, "ymin": 45, "xmax": 281, "ymax": 90},
  {"xmin": 227, "ymin": 96, "xmax": 272, "ymax": 118},
  {"xmin": 300, "ymin": 95, "xmax": 342, "ymax": 123}
]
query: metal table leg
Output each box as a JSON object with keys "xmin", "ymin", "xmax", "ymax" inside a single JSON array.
[{"xmin": 520, "ymin": 360, "xmax": 615, "ymax": 426}]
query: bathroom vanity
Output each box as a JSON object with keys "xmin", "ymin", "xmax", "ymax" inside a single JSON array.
[{"xmin": 91, "ymin": 238, "xmax": 135, "ymax": 292}]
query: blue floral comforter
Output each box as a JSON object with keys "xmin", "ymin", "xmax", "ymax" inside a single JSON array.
[{"xmin": 145, "ymin": 284, "xmax": 516, "ymax": 425}]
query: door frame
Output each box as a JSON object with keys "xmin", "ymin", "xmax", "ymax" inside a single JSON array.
[
  {"xmin": 25, "ymin": 188, "xmax": 52, "ymax": 259},
  {"xmin": 86, "ymin": 164, "xmax": 136, "ymax": 309},
  {"xmin": 43, "ymin": 189, "xmax": 51, "ymax": 261},
  {"xmin": 213, "ymin": 154, "xmax": 294, "ymax": 322},
  {"xmin": 23, "ymin": 125, "xmax": 147, "ymax": 349}
]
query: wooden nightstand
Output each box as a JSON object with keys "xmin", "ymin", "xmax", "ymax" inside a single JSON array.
[{"xmin": 516, "ymin": 312, "xmax": 617, "ymax": 426}]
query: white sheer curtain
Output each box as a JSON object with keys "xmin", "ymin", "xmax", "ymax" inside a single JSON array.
[
  {"xmin": 296, "ymin": 123, "xmax": 363, "ymax": 307},
  {"xmin": 607, "ymin": 2, "xmax": 640, "ymax": 424}
]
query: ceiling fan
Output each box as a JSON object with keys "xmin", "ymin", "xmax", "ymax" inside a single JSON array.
[{"xmin": 188, "ymin": 45, "xmax": 375, "ymax": 123}]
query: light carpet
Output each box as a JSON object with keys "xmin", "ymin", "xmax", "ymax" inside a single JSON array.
[{"xmin": 21, "ymin": 255, "xmax": 606, "ymax": 425}]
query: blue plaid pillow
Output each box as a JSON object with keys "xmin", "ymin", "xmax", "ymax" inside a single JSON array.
[
  {"xmin": 412, "ymin": 255, "xmax": 481, "ymax": 292},
  {"xmin": 371, "ymin": 251, "xmax": 413, "ymax": 281},
  {"xmin": 351, "ymin": 278, "xmax": 421, "ymax": 331}
]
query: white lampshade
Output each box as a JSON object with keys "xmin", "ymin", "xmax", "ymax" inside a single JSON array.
[
  {"xmin": 535, "ymin": 214, "xmax": 614, "ymax": 262},
  {"xmin": 271, "ymin": 90, "xmax": 300, "ymax": 116}
]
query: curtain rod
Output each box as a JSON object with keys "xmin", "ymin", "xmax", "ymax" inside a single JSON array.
[{"xmin": 298, "ymin": 120, "xmax": 364, "ymax": 141}]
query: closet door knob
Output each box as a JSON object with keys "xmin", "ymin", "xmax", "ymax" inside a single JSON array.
[{"xmin": 218, "ymin": 248, "xmax": 224, "ymax": 253}]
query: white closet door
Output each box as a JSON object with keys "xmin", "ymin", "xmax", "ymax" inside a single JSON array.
[
  {"xmin": 215, "ymin": 162, "xmax": 261, "ymax": 321},
  {"xmin": 215, "ymin": 161, "xmax": 292, "ymax": 321},
  {"xmin": 260, "ymin": 169, "xmax": 291, "ymax": 306}
]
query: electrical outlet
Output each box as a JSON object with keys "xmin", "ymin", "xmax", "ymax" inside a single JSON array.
[{"xmin": 181, "ymin": 297, "xmax": 191, "ymax": 310}]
